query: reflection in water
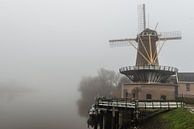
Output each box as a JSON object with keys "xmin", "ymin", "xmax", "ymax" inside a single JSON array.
[{"xmin": 0, "ymin": 84, "xmax": 86, "ymax": 129}]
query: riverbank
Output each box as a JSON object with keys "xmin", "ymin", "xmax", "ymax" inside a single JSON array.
[{"xmin": 140, "ymin": 108, "xmax": 194, "ymax": 129}]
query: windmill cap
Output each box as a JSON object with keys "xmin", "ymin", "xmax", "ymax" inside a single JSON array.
[
  {"xmin": 136, "ymin": 28, "xmax": 159, "ymax": 41},
  {"xmin": 140, "ymin": 28, "xmax": 158, "ymax": 36}
]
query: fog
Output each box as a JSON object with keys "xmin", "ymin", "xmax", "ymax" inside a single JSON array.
[{"xmin": 0, "ymin": 0, "xmax": 193, "ymax": 129}]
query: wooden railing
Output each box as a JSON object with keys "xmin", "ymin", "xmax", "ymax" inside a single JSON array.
[{"xmin": 95, "ymin": 97, "xmax": 184, "ymax": 109}]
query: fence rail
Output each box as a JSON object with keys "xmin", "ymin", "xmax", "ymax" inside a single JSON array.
[{"xmin": 95, "ymin": 98, "xmax": 184, "ymax": 109}]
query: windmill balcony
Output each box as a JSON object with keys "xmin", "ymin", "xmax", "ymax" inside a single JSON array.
[{"xmin": 119, "ymin": 65, "xmax": 178, "ymax": 83}]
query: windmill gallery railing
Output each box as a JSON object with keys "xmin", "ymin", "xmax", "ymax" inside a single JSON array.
[{"xmin": 119, "ymin": 65, "xmax": 178, "ymax": 73}]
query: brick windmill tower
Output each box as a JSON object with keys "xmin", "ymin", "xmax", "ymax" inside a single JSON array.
[{"xmin": 110, "ymin": 4, "xmax": 182, "ymax": 100}]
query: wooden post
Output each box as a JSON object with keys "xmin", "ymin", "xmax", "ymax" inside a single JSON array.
[
  {"xmin": 103, "ymin": 114, "xmax": 106, "ymax": 129},
  {"xmin": 94, "ymin": 124, "xmax": 98, "ymax": 129},
  {"xmin": 152, "ymin": 101, "xmax": 154, "ymax": 109},
  {"xmin": 111, "ymin": 107, "xmax": 116, "ymax": 129},
  {"xmin": 100, "ymin": 114, "xmax": 103, "ymax": 129},
  {"xmin": 118, "ymin": 112, "xmax": 122, "ymax": 129},
  {"xmin": 168, "ymin": 101, "xmax": 170, "ymax": 109}
]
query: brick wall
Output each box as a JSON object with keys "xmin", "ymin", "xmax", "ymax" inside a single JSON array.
[{"xmin": 122, "ymin": 83, "xmax": 176, "ymax": 100}]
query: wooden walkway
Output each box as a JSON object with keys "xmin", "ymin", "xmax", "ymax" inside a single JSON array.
[
  {"xmin": 96, "ymin": 98, "xmax": 184, "ymax": 110},
  {"xmin": 88, "ymin": 97, "xmax": 185, "ymax": 129}
]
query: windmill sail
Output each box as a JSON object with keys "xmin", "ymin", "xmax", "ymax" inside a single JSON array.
[
  {"xmin": 138, "ymin": 4, "xmax": 146, "ymax": 33},
  {"xmin": 158, "ymin": 31, "xmax": 182, "ymax": 40}
]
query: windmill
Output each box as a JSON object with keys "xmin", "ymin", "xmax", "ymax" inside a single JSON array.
[
  {"xmin": 110, "ymin": 4, "xmax": 182, "ymax": 83},
  {"xmin": 110, "ymin": 4, "xmax": 181, "ymax": 66},
  {"xmin": 87, "ymin": 4, "xmax": 184, "ymax": 129}
]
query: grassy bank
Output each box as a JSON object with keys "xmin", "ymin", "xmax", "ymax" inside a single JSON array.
[
  {"xmin": 160, "ymin": 108, "xmax": 194, "ymax": 129},
  {"xmin": 140, "ymin": 108, "xmax": 194, "ymax": 129}
]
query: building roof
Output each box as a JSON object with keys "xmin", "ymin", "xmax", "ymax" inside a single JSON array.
[{"xmin": 178, "ymin": 73, "xmax": 194, "ymax": 82}]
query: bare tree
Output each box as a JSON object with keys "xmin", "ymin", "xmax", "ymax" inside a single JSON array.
[{"xmin": 77, "ymin": 68, "xmax": 125, "ymax": 117}]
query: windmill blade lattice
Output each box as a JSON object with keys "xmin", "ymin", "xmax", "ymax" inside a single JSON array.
[
  {"xmin": 138, "ymin": 4, "xmax": 146, "ymax": 33},
  {"xmin": 109, "ymin": 38, "xmax": 136, "ymax": 47},
  {"xmin": 158, "ymin": 31, "xmax": 182, "ymax": 40}
]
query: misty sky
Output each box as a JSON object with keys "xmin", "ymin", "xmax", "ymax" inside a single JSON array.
[{"xmin": 0, "ymin": 0, "xmax": 194, "ymax": 129}]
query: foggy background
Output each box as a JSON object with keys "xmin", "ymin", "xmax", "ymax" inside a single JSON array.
[{"xmin": 0, "ymin": 0, "xmax": 193, "ymax": 129}]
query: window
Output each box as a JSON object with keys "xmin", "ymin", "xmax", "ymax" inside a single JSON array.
[
  {"xmin": 146, "ymin": 94, "xmax": 152, "ymax": 100},
  {"xmin": 186, "ymin": 83, "xmax": 190, "ymax": 91},
  {"xmin": 160, "ymin": 95, "xmax": 166, "ymax": 101}
]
